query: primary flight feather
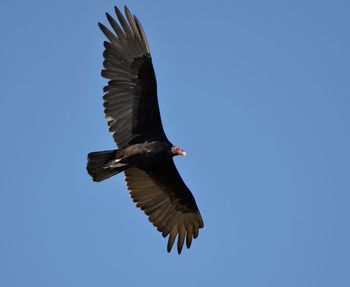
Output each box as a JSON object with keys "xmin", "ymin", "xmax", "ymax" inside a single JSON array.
[{"xmin": 87, "ymin": 5, "xmax": 203, "ymax": 254}]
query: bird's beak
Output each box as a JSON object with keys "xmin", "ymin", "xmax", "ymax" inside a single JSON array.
[{"xmin": 181, "ymin": 151, "xmax": 187, "ymax": 156}]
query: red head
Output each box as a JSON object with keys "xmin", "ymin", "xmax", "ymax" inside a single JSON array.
[{"xmin": 171, "ymin": 146, "xmax": 187, "ymax": 156}]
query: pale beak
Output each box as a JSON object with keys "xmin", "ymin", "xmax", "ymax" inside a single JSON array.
[{"xmin": 181, "ymin": 151, "xmax": 187, "ymax": 156}]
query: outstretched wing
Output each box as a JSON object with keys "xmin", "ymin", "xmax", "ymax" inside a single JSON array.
[
  {"xmin": 124, "ymin": 160, "xmax": 204, "ymax": 254},
  {"xmin": 99, "ymin": 6, "xmax": 169, "ymax": 148}
]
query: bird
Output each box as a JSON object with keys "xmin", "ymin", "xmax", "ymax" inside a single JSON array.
[{"xmin": 87, "ymin": 5, "xmax": 204, "ymax": 254}]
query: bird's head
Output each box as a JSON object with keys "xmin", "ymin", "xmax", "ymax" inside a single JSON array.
[{"xmin": 171, "ymin": 146, "xmax": 187, "ymax": 157}]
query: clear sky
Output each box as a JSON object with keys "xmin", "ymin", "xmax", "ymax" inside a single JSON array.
[{"xmin": 1, "ymin": 0, "xmax": 349, "ymax": 286}]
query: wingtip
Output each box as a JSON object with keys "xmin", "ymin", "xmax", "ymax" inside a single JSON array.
[
  {"xmin": 114, "ymin": 5, "xmax": 122, "ymax": 16},
  {"xmin": 98, "ymin": 22, "xmax": 107, "ymax": 32},
  {"xmin": 167, "ymin": 234, "xmax": 176, "ymax": 253},
  {"xmin": 124, "ymin": 5, "xmax": 133, "ymax": 19}
]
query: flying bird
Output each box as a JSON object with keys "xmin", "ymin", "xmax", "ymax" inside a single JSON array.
[{"xmin": 87, "ymin": 6, "xmax": 204, "ymax": 254}]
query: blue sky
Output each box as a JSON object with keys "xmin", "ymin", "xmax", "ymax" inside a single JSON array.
[{"xmin": 1, "ymin": 0, "xmax": 349, "ymax": 286}]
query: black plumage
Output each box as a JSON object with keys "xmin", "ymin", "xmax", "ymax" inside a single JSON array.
[{"xmin": 87, "ymin": 6, "xmax": 203, "ymax": 254}]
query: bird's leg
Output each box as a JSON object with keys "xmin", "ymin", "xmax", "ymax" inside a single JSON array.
[{"xmin": 103, "ymin": 158, "xmax": 127, "ymax": 169}]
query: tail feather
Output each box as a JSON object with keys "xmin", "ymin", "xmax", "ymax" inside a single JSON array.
[{"xmin": 87, "ymin": 149, "xmax": 126, "ymax": 182}]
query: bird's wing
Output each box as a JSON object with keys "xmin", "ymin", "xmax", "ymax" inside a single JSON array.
[
  {"xmin": 99, "ymin": 6, "xmax": 169, "ymax": 148},
  {"xmin": 124, "ymin": 160, "xmax": 204, "ymax": 254}
]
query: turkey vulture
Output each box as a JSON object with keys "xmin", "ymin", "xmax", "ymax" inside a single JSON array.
[{"xmin": 87, "ymin": 6, "xmax": 204, "ymax": 254}]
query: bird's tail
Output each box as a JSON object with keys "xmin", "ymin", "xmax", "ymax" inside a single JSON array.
[{"xmin": 87, "ymin": 149, "xmax": 127, "ymax": 182}]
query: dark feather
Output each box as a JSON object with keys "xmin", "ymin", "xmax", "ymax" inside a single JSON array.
[
  {"xmin": 99, "ymin": 8, "xmax": 169, "ymax": 148},
  {"xmin": 125, "ymin": 161, "xmax": 203, "ymax": 254}
]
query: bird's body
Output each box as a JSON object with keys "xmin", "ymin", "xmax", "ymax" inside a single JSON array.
[
  {"xmin": 89, "ymin": 141, "xmax": 173, "ymax": 175},
  {"xmin": 121, "ymin": 141, "xmax": 174, "ymax": 168},
  {"xmin": 87, "ymin": 6, "xmax": 203, "ymax": 254}
]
